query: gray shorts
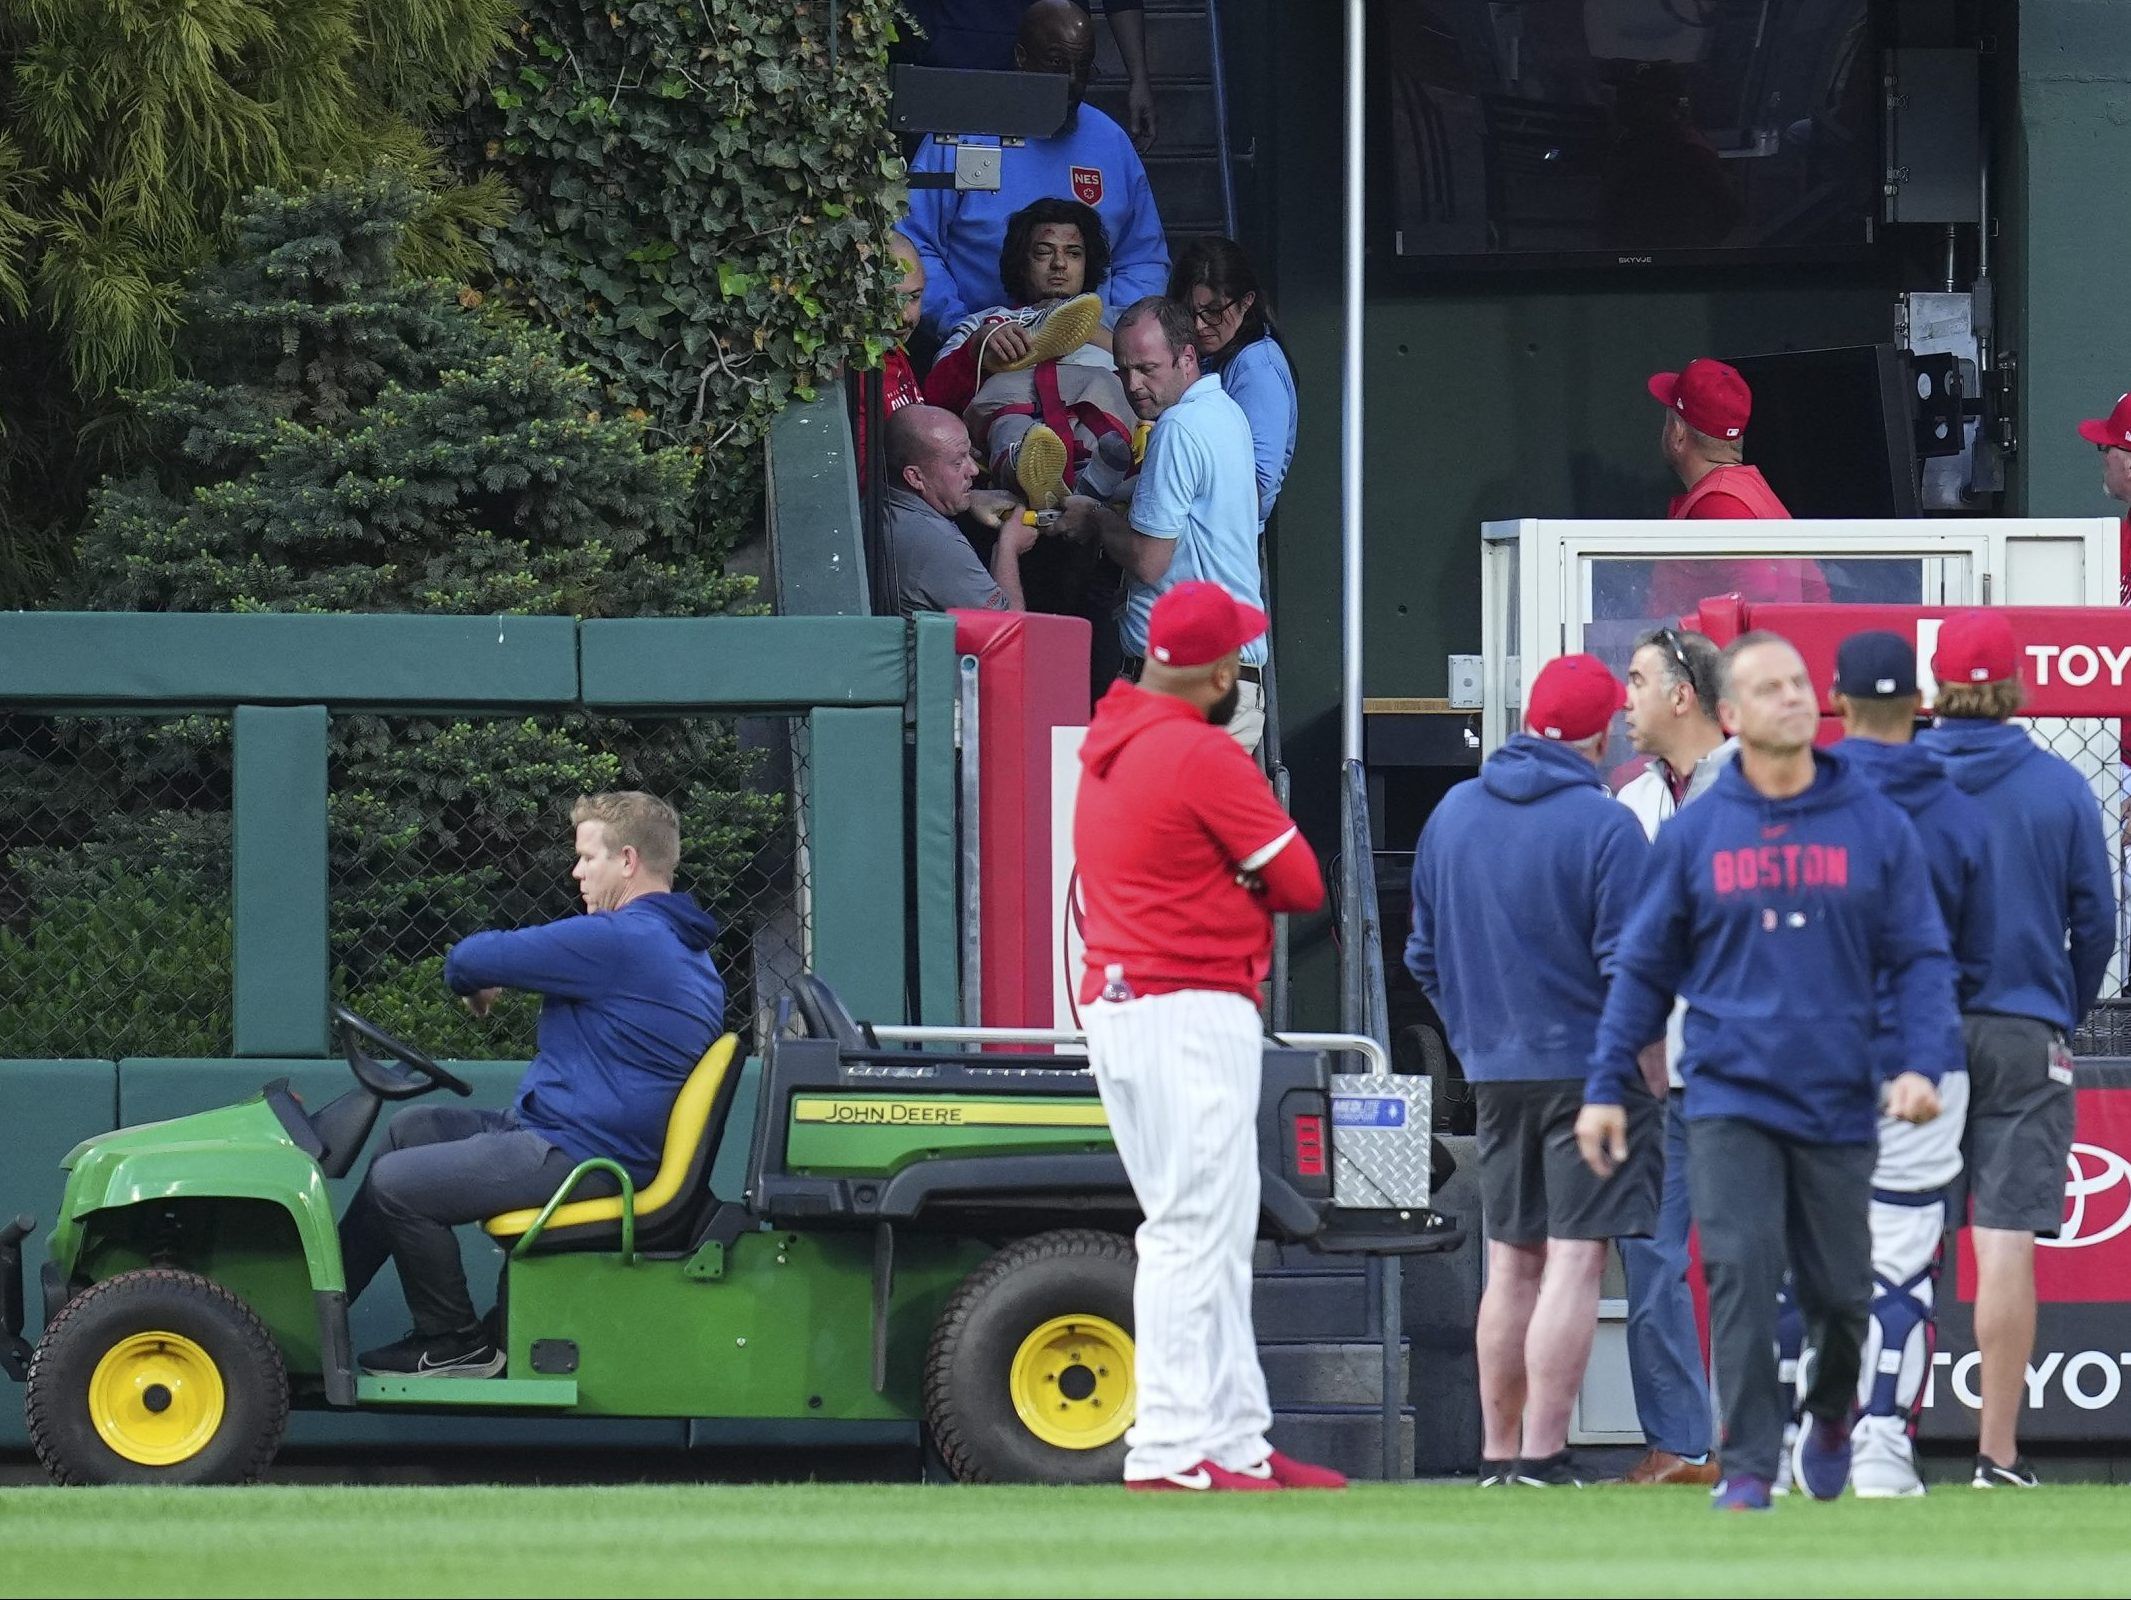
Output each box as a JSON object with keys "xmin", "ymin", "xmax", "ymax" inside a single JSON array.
[
  {"xmin": 1474, "ymin": 1078, "xmax": 1661, "ymax": 1246},
  {"xmin": 1960, "ymin": 1013, "xmax": 2075, "ymax": 1236}
]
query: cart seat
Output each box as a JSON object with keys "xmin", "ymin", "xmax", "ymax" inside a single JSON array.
[{"xmin": 483, "ymin": 1033, "xmax": 742, "ymax": 1254}]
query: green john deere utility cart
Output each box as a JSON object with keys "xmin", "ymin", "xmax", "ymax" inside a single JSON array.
[{"xmin": 2, "ymin": 976, "xmax": 1459, "ymax": 1486}]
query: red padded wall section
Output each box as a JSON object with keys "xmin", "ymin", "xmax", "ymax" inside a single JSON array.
[{"xmin": 953, "ymin": 611, "xmax": 1092, "ymax": 1028}]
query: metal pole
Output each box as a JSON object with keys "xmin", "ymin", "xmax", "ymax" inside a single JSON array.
[
  {"xmin": 1340, "ymin": 0, "xmax": 1366, "ymax": 767},
  {"xmin": 1339, "ymin": 1, "xmax": 1397, "ymax": 1479}
]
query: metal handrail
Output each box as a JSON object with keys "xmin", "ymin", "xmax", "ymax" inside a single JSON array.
[
  {"xmin": 1204, "ymin": 0, "xmax": 1240, "ymax": 236},
  {"xmin": 1339, "ymin": 760, "xmax": 1391, "ymax": 1051}
]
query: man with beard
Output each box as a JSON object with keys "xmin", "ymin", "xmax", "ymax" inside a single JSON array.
[{"xmin": 1073, "ymin": 579, "xmax": 1340, "ymax": 1492}]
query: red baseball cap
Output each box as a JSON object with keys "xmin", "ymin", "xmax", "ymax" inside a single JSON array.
[
  {"xmin": 1648, "ymin": 358, "xmax": 1752, "ymax": 441},
  {"xmin": 2077, "ymin": 392, "xmax": 2131, "ymax": 449},
  {"xmin": 1525, "ymin": 654, "xmax": 1627, "ymax": 743},
  {"xmin": 1932, "ymin": 609, "xmax": 2020, "ymax": 686},
  {"xmin": 1146, "ymin": 580, "xmax": 1268, "ymax": 667}
]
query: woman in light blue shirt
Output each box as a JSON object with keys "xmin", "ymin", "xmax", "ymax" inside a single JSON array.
[{"xmin": 1168, "ymin": 238, "xmax": 1297, "ymax": 528}]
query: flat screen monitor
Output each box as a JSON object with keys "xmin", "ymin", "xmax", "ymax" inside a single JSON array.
[
  {"xmin": 1383, "ymin": 0, "xmax": 1882, "ymax": 269},
  {"xmin": 1727, "ymin": 343, "xmax": 1920, "ymax": 518}
]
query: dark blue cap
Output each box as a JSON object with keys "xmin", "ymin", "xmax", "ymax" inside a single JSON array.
[{"xmin": 1834, "ymin": 630, "xmax": 1918, "ymax": 699}]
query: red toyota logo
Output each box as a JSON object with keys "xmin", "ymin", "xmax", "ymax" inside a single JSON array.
[{"xmin": 1070, "ymin": 165, "xmax": 1104, "ymax": 206}]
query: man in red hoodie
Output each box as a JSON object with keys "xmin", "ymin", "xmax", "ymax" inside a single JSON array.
[{"xmin": 1073, "ymin": 579, "xmax": 1338, "ymax": 1493}]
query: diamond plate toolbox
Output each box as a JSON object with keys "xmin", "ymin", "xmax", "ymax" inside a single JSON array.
[{"xmin": 1330, "ymin": 1073, "xmax": 1433, "ymax": 1209}]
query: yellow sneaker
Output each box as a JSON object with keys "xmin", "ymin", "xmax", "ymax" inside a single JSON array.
[
  {"xmin": 996, "ymin": 293, "xmax": 1103, "ymax": 372},
  {"xmin": 1014, "ymin": 424, "xmax": 1070, "ymax": 510}
]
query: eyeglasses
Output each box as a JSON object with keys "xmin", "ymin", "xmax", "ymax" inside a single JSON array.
[{"xmin": 1189, "ymin": 297, "xmax": 1238, "ymax": 328}]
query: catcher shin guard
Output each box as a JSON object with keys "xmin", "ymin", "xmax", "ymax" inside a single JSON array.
[{"xmin": 1858, "ymin": 1190, "xmax": 1947, "ymax": 1429}]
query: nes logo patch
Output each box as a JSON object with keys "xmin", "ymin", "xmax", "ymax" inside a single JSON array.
[
  {"xmin": 1070, "ymin": 164, "xmax": 1104, "ymax": 205},
  {"xmin": 1332, "ymin": 1094, "xmax": 1405, "ymax": 1129}
]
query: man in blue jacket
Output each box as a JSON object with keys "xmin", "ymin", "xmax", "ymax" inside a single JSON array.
[
  {"xmin": 338, "ymin": 791, "xmax": 726, "ymax": 1378},
  {"xmin": 1580, "ymin": 632, "xmax": 1958, "ymax": 1512},
  {"xmin": 1919, "ymin": 610, "xmax": 2116, "ymax": 1488},
  {"xmin": 1408, "ymin": 654, "xmax": 1658, "ymax": 1488},
  {"xmin": 1817, "ymin": 631, "xmax": 1991, "ymax": 1497},
  {"xmin": 900, "ymin": 0, "xmax": 1169, "ymax": 341}
]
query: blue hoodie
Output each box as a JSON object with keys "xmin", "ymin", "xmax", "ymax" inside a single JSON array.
[
  {"xmin": 1406, "ymin": 735, "xmax": 1648, "ymax": 1082},
  {"xmin": 1832, "ymin": 738, "xmax": 1993, "ymax": 1009},
  {"xmin": 444, "ymin": 893, "xmax": 726, "ymax": 1184},
  {"xmin": 1587, "ymin": 749, "xmax": 1962, "ymax": 1144},
  {"xmin": 901, "ymin": 104, "xmax": 1170, "ymax": 337},
  {"xmin": 1916, "ymin": 719, "xmax": 2114, "ymax": 1032}
]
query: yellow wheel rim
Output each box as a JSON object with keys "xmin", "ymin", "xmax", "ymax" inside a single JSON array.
[
  {"xmin": 87, "ymin": 1331, "xmax": 225, "ymax": 1466},
  {"xmin": 1010, "ymin": 1314, "xmax": 1134, "ymax": 1450}
]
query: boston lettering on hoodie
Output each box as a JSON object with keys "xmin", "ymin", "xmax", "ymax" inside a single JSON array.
[
  {"xmin": 1588, "ymin": 748, "xmax": 1963, "ymax": 1145},
  {"xmin": 1406, "ymin": 734, "xmax": 1648, "ymax": 1082},
  {"xmin": 445, "ymin": 892, "xmax": 726, "ymax": 1184},
  {"xmin": 1916, "ymin": 719, "xmax": 2115, "ymax": 1032}
]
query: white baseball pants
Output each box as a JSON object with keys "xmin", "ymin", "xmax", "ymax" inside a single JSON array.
[{"xmin": 1087, "ymin": 988, "xmax": 1272, "ymax": 1479}]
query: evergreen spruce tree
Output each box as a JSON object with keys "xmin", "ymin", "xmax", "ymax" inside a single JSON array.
[
  {"xmin": 0, "ymin": 0, "xmax": 515, "ymax": 603},
  {"xmin": 0, "ymin": 173, "xmax": 779, "ymax": 1059}
]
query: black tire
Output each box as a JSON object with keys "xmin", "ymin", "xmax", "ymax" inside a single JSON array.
[
  {"xmin": 924, "ymin": 1229, "xmax": 1136, "ymax": 1484},
  {"xmin": 27, "ymin": 1268, "xmax": 289, "ymax": 1486}
]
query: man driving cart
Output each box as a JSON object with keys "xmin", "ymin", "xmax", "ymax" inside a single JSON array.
[{"xmin": 338, "ymin": 791, "xmax": 724, "ymax": 1377}]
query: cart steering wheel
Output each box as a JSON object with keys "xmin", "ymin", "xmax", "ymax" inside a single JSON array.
[{"xmin": 332, "ymin": 1004, "xmax": 475, "ymax": 1100}]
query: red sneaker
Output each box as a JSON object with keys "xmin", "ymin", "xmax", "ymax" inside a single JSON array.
[
  {"xmin": 1258, "ymin": 1450, "xmax": 1348, "ymax": 1489},
  {"xmin": 1125, "ymin": 1460, "xmax": 1284, "ymax": 1493}
]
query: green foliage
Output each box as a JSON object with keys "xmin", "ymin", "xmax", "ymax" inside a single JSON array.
[
  {"xmin": 0, "ymin": 868, "xmax": 233, "ymax": 1060},
  {"xmin": 5, "ymin": 174, "xmax": 784, "ymax": 1061},
  {"xmin": 0, "ymin": 0, "xmax": 516, "ymax": 605},
  {"xmin": 451, "ymin": 0, "xmax": 911, "ymax": 549}
]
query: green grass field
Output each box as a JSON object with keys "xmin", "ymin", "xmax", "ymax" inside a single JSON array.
[{"xmin": 1, "ymin": 1482, "xmax": 2126, "ymax": 1597}]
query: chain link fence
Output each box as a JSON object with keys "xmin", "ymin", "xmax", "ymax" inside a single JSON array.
[
  {"xmin": 2030, "ymin": 716, "xmax": 2131, "ymax": 1056},
  {"xmin": 0, "ymin": 714, "xmax": 234, "ymax": 1059},
  {"xmin": 0, "ymin": 711, "xmax": 808, "ymax": 1063}
]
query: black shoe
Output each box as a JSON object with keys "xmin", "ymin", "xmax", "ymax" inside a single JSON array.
[
  {"xmin": 359, "ymin": 1324, "xmax": 505, "ymax": 1378},
  {"xmin": 1511, "ymin": 1450, "xmax": 1587, "ymax": 1487},
  {"xmin": 1477, "ymin": 1457, "xmax": 1515, "ymax": 1487},
  {"xmin": 1973, "ymin": 1453, "xmax": 2040, "ymax": 1488}
]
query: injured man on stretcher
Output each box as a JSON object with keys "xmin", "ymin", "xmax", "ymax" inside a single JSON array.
[{"xmin": 923, "ymin": 196, "xmax": 1142, "ymax": 514}]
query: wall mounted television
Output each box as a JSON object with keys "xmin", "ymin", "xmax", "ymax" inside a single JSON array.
[{"xmin": 1383, "ymin": 0, "xmax": 1883, "ymax": 270}]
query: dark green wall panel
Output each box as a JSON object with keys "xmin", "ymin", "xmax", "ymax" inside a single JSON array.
[
  {"xmin": 580, "ymin": 618, "xmax": 907, "ymax": 709},
  {"xmin": 0, "ymin": 615, "xmax": 579, "ymax": 712},
  {"xmin": 0, "ymin": 1061, "xmax": 119, "ymax": 1449},
  {"xmin": 233, "ymin": 706, "xmax": 329, "ymax": 1058},
  {"xmin": 807, "ymin": 708, "xmax": 908, "ymax": 1024}
]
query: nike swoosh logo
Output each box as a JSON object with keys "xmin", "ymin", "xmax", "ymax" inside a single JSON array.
[
  {"xmin": 1761, "ymin": 825, "xmax": 1789, "ymax": 839},
  {"xmin": 1232, "ymin": 1461, "xmax": 1275, "ymax": 1480},
  {"xmin": 1169, "ymin": 1469, "xmax": 1213, "ymax": 1490}
]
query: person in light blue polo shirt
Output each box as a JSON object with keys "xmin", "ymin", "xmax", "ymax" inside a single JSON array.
[{"xmin": 1054, "ymin": 295, "xmax": 1268, "ymax": 750}]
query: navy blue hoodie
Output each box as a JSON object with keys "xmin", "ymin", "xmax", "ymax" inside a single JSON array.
[
  {"xmin": 1587, "ymin": 749, "xmax": 1962, "ymax": 1143},
  {"xmin": 1916, "ymin": 719, "xmax": 2114, "ymax": 1033},
  {"xmin": 1832, "ymin": 738, "xmax": 1993, "ymax": 1009},
  {"xmin": 1407, "ymin": 735, "xmax": 1648, "ymax": 1082},
  {"xmin": 444, "ymin": 892, "xmax": 726, "ymax": 1183}
]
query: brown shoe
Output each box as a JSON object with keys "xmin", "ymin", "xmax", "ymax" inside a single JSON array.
[{"xmin": 1621, "ymin": 1449, "xmax": 1722, "ymax": 1486}]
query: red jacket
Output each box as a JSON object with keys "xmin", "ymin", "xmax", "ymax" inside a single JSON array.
[
  {"xmin": 1073, "ymin": 683, "xmax": 1322, "ymax": 1003},
  {"xmin": 1650, "ymin": 463, "xmax": 1826, "ymax": 617}
]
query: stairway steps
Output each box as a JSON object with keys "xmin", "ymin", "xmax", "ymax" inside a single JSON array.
[
  {"xmin": 1260, "ymin": 1339, "xmax": 1410, "ymax": 1407},
  {"xmin": 1085, "ymin": 83, "xmax": 1222, "ymax": 152},
  {"xmin": 1091, "ymin": 10, "xmax": 1214, "ymax": 79},
  {"xmin": 1267, "ymin": 1407, "xmax": 1418, "ymax": 1481},
  {"xmin": 1252, "ymin": 1267, "xmax": 1374, "ymax": 1341}
]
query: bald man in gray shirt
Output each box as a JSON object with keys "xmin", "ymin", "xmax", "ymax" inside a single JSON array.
[{"xmin": 882, "ymin": 405, "xmax": 1038, "ymax": 618}]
